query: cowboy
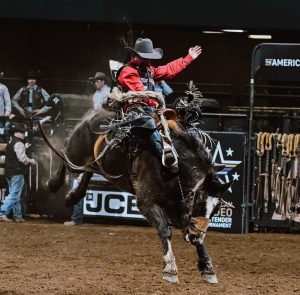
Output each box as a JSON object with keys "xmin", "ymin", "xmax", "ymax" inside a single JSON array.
[
  {"xmin": 0, "ymin": 122, "xmax": 36, "ymax": 222},
  {"xmin": 88, "ymin": 72, "xmax": 111, "ymax": 111},
  {"xmin": 116, "ymin": 38, "xmax": 202, "ymax": 170},
  {"xmin": 12, "ymin": 71, "xmax": 51, "ymax": 118}
]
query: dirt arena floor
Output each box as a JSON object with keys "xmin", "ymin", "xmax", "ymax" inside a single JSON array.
[{"xmin": 0, "ymin": 220, "xmax": 299, "ymax": 295}]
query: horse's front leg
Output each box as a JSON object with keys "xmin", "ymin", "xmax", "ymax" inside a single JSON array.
[
  {"xmin": 140, "ymin": 203, "xmax": 179, "ymax": 284},
  {"xmin": 196, "ymin": 242, "xmax": 218, "ymax": 284},
  {"xmin": 65, "ymin": 171, "xmax": 93, "ymax": 206}
]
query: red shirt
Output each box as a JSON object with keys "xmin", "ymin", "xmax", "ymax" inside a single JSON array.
[{"xmin": 118, "ymin": 54, "xmax": 194, "ymax": 109}]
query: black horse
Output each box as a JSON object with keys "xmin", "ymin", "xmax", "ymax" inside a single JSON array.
[{"xmin": 45, "ymin": 107, "xmax": 231, "ymax": 284}]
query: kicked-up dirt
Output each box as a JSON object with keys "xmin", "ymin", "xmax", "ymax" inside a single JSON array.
[{"xmin": 0, "ymin": 220, "xmax": 299, "ymax": 295}]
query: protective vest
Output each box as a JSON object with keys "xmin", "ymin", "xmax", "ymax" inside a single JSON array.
[
  {"xmin": 5, "ymin": 136, "xmax": 27, "ymax": 176},
  {"xmin": 20, "ymin": 86, "xmax": 45, "ymax": 110},
  {"xmin": 116, "ymin": 62, "xmax": 155, "ymax": 92}
]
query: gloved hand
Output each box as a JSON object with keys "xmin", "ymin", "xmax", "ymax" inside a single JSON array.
[
  {"xmin": 29, "ymin": 159, "xmax": 37, "ymax": 166},
  {"xmin": 188, "ymin": 46, "xmax": 202, "ymax": 60}
]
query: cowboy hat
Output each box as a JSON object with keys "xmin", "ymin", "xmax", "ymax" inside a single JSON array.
[
  {"xmin": 27, "ymin": 70, "xmax": 40, "ymax": 80},
  {"xmin": 125, "ymin": 38, "xmax": 163, "ymax": 60},
  {"xmin": 88, "ymin": 72, "xmax": 109, "ymax": 83},
  {"xmin": 10, "ymin": 122, "xmax": 26, "ymax": 134}
]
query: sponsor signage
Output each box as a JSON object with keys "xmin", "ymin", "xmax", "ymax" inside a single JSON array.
[
  {"xmin": 84, "ymin": 132, "xmax": 246, "ymax": 233},
  {"xmin": 206, "ymin": 132, "xmax": 246, "ymax": 233},
  {"xmin": 84, "ymin": 190, "xmax": 144, "ymax": 219},
  {"xmin": 254, "ymin": 43, "xmax": 300, "ymax": 81}
]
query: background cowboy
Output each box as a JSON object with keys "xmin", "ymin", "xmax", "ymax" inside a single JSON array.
[
  {"xmin": 116, "ymin": 38, "xmax": 202, "ymax": 170},
  {"xmin": 12, "ymin": 70, "xmax": 51, "ymax": 118},
  {"xmin": 0, "ymin": 122, "xmax": 36, "ymax": 222},
  {"xmin": 88, "ymin": 72, "xmax": 111, "ymax": 111}
]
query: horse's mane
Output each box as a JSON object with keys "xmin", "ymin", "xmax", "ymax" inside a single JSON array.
[
  {"xmin": 73, "ymin": 106, "xmax": 118, "ymax": 133},
  {"xmin": 168, "ymin": 120, "xmax": 213, "ymax": 171}
]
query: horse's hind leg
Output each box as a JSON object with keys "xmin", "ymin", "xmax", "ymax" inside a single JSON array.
[
  {"xmin": 47, "ymin": 161, "xmax": 66, "ymax": 192},
  {"xmin": 65, "ymin": 171, "xmax": 93, "ymax": 206},
  {"xmin": 196, "ymin": 242, "xmax": 218, "ymax": 284},
  {"xmin": 139, "ymin": 203, "xmax": 179, "ymax": 284}
]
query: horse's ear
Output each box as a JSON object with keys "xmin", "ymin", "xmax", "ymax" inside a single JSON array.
[
  {"xmin": 219, "ymin": 181, "xmax": 233, "ymax": 196},
  {"xmin": 163, "ymin": 109, "xmax": 177, "ymax": 120}
]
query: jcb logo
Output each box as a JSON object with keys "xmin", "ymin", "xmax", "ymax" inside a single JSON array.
[{"xmin": 84, "ymin": 190, "xmax": 145, "ymax": 219}]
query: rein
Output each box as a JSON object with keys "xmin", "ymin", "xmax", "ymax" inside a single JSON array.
[
  {"xmin": 178, "ymin": 173, "xmax": 212, "ymax": 236},
  {"xmin": 185, "ymin": 176, "xmax": 206, "ymax": 216},
  {"xmin": 37, "ymin": 121, "xmax": 109, "ymax": 174}
]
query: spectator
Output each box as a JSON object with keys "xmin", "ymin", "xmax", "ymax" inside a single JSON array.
[
  {"xmin": 0, "ymin": 76, "xmax": 11, "ymax": 143},
  {"xmin": 64, "ymin": 174, "xmax": 84, "ymax": 226},
  {"xmin": 88, "ymin": 72, "xmax": 111, "ymax": 111},
  {"xmin": 0, "ymin": 123, "xmax": 36, "ymax": 222},
  {"xmin": 12, "ymin": 71, "xmax": 51, "ymax": 118},
  {"xmin": 0, "ymin": 78, "xmax": 11, "ymax": 119}
]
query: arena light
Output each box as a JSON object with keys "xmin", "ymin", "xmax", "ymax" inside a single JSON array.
[
  {"xmin": 202, "ymin": 30, "xmax": 224, "ymax": 34},
  {"xmin": 222, "ymin": 29, "xmax": 246, "ymax": 33},
  {"xmin": 248, "ymin": 34, "xmax": 272, "ymax": 40}
]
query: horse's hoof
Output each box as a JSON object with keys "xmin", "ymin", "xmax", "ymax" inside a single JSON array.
[
  {"xmin": 163, "ymin": 274, "xmax": 179, "ymax": 284},
  {"xmin": 40, "ymin": 182, "xmax": 50, "ymax": 192},
  {"xmin": 47, "ymin": 179, "xmax": 60, "ymax": 193},
  {"xmin": 201, "ymin": 274, "xmax": 218, "ymax": 284},
  {"xmin": 43, "ymin": 180, "xmax": 50, "ymax": 192}
]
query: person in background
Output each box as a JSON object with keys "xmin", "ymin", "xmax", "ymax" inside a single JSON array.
[
  {"xmin": 0, "ymin": 75, "xmax": 11, "ymax": 119},
  {"xmin": 0, "ymin": 75, "xmax": 12, "ymax": 143},
  {"xmin": 88, "ymin": 72, "xmax": 111, "ymax": 111},
  {"xmin": 12, "ymin": 71, "xmax": 51, "ymax": 117},
  {"xmin": 0, "ymin": 123, "xmax": 36, "ymax": 222},
  {"xmin": 64, "ymin": 174, "xmax": 84, "ymax": 226}
]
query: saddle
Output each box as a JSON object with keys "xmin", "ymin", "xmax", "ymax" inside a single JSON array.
[{"xmin": 92, "ymin": 107, "xmax": 179, "ymax": 177}]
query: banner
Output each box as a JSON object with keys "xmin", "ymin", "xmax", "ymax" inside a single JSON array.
[{"xmin": 254, "ymin": 43, "xmax": 300, "ymax": 81}]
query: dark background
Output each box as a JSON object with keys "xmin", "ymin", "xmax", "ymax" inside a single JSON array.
[{"xmin": 1, "ymin": 0, "xmax": 300, "ymax": 107}]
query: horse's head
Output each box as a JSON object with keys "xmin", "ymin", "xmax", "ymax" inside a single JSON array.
[{"xmin": 183, "ymin": 172, "xmax": 232, "ymax": 244}]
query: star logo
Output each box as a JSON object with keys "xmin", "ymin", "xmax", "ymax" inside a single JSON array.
[
  {"xmin": 210, "ymin": 141, "xmax": 242, "ymax": 193},
  {"xmin": 232, "ymin": 172, "xmax": 240, "ymax": 181},
  {"xmin": 226, "ymin": 147, "xmax": 234, "ymax": 156}
]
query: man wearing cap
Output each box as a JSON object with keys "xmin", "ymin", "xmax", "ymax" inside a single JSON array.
[
  {"xmin": 0, "ymin": 123, "xmax": 37, "ymax": 222},
  {"xmin": 116, "ymin": 38, "xmax": 201, "ymax": 170},
  {"xmin": 88, "ymin": 72, "xmax": 111, "ymax": 111},
  {"xmin": 12, "ymin": 71, "xmax": 50, "ymax": 117}
]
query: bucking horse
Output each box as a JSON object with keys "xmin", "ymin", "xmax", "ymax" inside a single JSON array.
[{"xmin": 40, "ymin": 87, "xmax": 231, "ymax": 284}]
